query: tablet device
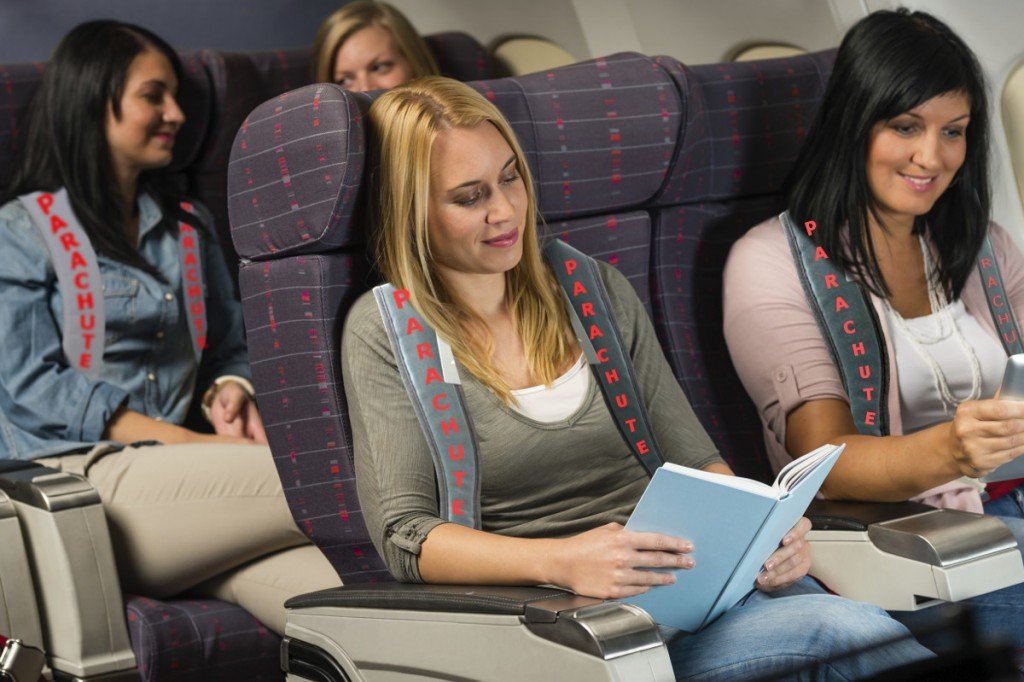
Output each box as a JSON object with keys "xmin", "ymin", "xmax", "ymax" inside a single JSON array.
[{"xmin": 982, "ymin": 354, "xmax": 1024, "ymax": 482}]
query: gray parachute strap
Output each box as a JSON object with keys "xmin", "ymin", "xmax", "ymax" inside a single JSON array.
[
  {"xmin": 18, "ymin": 189, "xmax": 105, "ymax": 379},
  {"xmin": 543, "ymin": 239, "xmax": 665, "ymax": 476},
  {"xmin": 373, "ymin": 284, "xmax": 482, "ymax": 529},
  {"xmin": 177, "ymin": 201, "xmax": 207, "ymax": 361},
  {"xmin": 976, "ymin": 236, "xmax": 1024, "ymax": 356},
  {"xmin": 781, "ymin": 211, "xmax": 889, "ymax": 436}
]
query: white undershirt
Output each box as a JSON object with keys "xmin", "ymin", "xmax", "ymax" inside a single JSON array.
[
  {"xmin": 888, "ymin": 299, "xmax": 1005, "ymax": 433},
  {"xmin": 510, "ymin": 353, "xmax": 590, "ymax": 422}
]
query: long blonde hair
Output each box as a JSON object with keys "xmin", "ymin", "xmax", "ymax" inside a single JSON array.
[
  {"xmin": 369, "ymin": 76, "xmax": 575, "ymax": 403},
  {"xmin": 311, "ymin": 1, "xmax": 439, "ymax": 84}
]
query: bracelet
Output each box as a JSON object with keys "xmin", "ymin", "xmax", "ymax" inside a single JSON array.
[{"xmin": 201, "ymin": 375, "xmax": 256, "ymax": 424}]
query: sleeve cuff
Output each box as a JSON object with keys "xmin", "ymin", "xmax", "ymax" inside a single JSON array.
[{"xmin": 387, "ymin": 516, "xmax": 448, "ymax": 583}]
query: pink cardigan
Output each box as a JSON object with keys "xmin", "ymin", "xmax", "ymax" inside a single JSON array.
[{"xmin": 723, "ymin": 215, "xmax": 1024, "ymax": 512}]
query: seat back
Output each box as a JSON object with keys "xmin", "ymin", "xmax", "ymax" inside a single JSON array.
[{"xmin": 229, "ymin": 49, "xmax": 839, "ymax": 581}]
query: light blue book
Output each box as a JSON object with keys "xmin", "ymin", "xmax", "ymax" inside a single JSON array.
[{"xmin": 620, "ymin": 443, "xmax": 845, "ymax": 632}]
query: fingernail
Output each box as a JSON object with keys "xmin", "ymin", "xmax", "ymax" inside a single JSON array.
[
  {"xmin": 765, "ymin": 561, "xmax": 774, "ymax": 571},
  {"xmin": 684, "ymin": 558, "xmax": 695, "ymax": 568},
  {"xmin": 783, "ymin": 535, "xmax": 792, "ymax": 544},
  {"xmin": 682, "ymin": 542, "xmax": 693, "ymax": 552}
]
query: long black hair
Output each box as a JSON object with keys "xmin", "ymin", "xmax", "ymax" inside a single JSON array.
[
  {"xmin": 5, "ymin": 20, "xmax": 189, "ymax": 279},
  {"xmin": 787, "ymin": 8, "xmax": 990, "ymax": 299}
]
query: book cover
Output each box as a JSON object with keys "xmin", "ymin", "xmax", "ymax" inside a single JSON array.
[{"xmin": 619, "ymin": 444, "xmax": 843, "ymax": 632}]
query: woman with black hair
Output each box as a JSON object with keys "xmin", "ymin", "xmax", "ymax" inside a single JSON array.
[
  {"xmin": 725, "ymin": 8, "xmax": 1024, "ymax": 649},
  {"xmin": 0, "ymin": 20, "xmax": 338, "ymax": 634}
]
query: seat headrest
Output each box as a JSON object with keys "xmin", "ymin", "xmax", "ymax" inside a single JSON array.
[
  {"xmin": 425, "ymin": 31, "xmax": 496, "ymax": 82},
  {"xmin": 228, "ymin": 83, "xmax": 369, "ymax": 260},
  {"xmin": 168, "ymin": 51, "xmax": 213, "ymax": 173}
]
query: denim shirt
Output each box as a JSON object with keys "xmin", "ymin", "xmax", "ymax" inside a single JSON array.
[{"xmin": 0, "ymin": 194, "xmax": 251, "ymax": 459}]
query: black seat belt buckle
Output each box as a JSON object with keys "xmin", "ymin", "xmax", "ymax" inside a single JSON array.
[{"xmin": 0, "ymin": 639, "xmax": 45, "ymax": 682}]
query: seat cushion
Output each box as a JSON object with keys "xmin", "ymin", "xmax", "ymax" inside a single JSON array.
[{"xmin": 126, "ymin": 596, "xmax": 280, "ymax": 682}]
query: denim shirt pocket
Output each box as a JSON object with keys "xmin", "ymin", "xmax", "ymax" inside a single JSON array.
[{"xmin": 101, "ymin": 274, "xmax": 139, "ymax": 343}]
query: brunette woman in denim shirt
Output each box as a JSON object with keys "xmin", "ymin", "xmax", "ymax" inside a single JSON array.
[{"xmin": 0, "ymin": 20, "xmax": 339, "ymax": 634}]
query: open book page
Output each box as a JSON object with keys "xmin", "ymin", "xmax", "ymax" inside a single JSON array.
[
  {"xmin": 773, "ymin": 443, "xmax": 844, "ymax": 493},
  {"xmin": 661, "ymin": 462, "xmax": 777, "ymax": 497}
]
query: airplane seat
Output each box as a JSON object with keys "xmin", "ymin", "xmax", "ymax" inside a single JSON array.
[
  {"xmin": 0, "ymin": 61, "xmax": 44, "ymax": 191},
  {"xmin": 489, "ymin": 35, "xmax": 577, "ymax": 76},
  {"xmin": 646, "ymin": 51, "xmax": 836, "ymax": 480},
  {"xmin": 425, "ymin": 31, "xmax": 498, "ymax": 82},
  {"xmin": 1002, "ymin": 59, "xmax": 1024, "ymax": 215},
  {"xmin": 648, "ymin": 49, "xmax": 1024, "ymax": 610},
  {"xmin": 731, "ymin": 44, "xmax": 808, "ymax": 62},
  {"xmin": 228, "ymin": 53, "xmax": 691, "ymax": 680}
]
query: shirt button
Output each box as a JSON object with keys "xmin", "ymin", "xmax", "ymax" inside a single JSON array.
[
  {"xmin": 164, "ymin": 292, "xmax": 174, "ymax": 301},
  {"xmin": 773, "ymin": 369, "xmax": 787, "ymax": 383},
  {"xmin": 154, "ymin": 417, "xmax": 163, "ymax": 422},
  {"xmin": 147, "ymin": 372, "xmax": 157, "ymax": 382},
  {"xmin": 155, "ymin": 331, "xmax": 165, "ymax": 339}
]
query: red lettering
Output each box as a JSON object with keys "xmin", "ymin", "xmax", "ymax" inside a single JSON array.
[
  {"xmin": 999, "ymin": 313, "xmax": 1011, "ymax": 325},
  {"xmin": 865, "ymin": 411, "xmax": 876, "ymax": 426},
  {"xmin": 80, "ymin": 314, "xmax": 95, "ymax": 330},
  {"xmin": 987, "ymin": 275, "xmax": 999, "ymax": 289},
  {"xmin": 36, "ymin": 193, "xmax": 53, "ymax": 215},
  {"xmin": 454, "ymin": 471, "xmax": 466, "ymax": 487},
  {"xmin": 184, "ymin": 252, "xmax": 198, "ymax": 266},
  {"xmin": 416, "ymin": 343, "xmax": 434, "ymax": 361},
  {"xmin": 190, "ymin": 301, "xmax": 204, "ymax": 316},
  {"xmin": 440, "ymin": 418, "xmax": 459, "ymax": 436},
  {"xmin": 981, "ymin": 257, "xmax": 992, "ymax": 268},
  {"xmin": 824, "ymin": 274, "xmax": 838, "ymax": 289},
  {"xmin": 59, "ymin": 232, "xmax": 79, "ymax": 252},
  {"xmin": 197, "ymin": 335, "xmax": 207, "ymax": 349},
  {"xmin": 625, "ymin": 418, "xmax": 637, "ymax": 433},
  {"xmin": 858, "ymin": 365, "xmax": 871, "ymax": 380},
  {"xmin": 852, "ymin": 342, "xmax": 865, "ymax": 357},
  {"xmin": 73, "ymin": 272, "xmax": 88, "ymax": 289},
  {"xmin": 432, "ymin": 393, "xmax": 450, "ymax": 411},
  {"xmin": 185, "ymin": 268, "xmax": 200, "ymax": 283},
  {"xmin": 1005, "ymin": 331, "xmax": 1019, "ymax": 345},
  {"xmin": 581, "ymin": 302, "xmax": 595, "ymax": 318},
  {"xmin": 393, "ymin": 288, "xmax": 410, "ymax": 309},
  {"xmin": 814, "ymin": 246, "xmax": 829, "ymax": 261},
  {"xmin": 993, "ymin": 294, "xmax": 1005, "ymax": 309},
  {"xmin": 424, "ymin": 367, "xmax": 443, "ymax": 385},
  {"xmin": 70, "ymin": 252, "xmax": 87, "ymax": 269},
  {"xmin": 82, "ymin": 332, "xmax": 94, "ymax": 350},
  {"xmin": 77, "ymin": 292, "xmax": 94, "ymax": 310},
  {"xmin": 596, "ymin": 348, "xmax": 609, "ymax": 363},
  {"xmin": 182, "ymin": 235, "xmax": 196, "ymax": 249},
  {"xmin": 449, "ymin": 444, "xmax": 464, "ymax": 460},
  {"xmin": 637, "ymin": 440, "xmax": 649, "ymax": 455},
  {"xmin": 573, "ymin": 281, "xmax": 588, "ymax": 297},
  {"xmin": 564, "ymin": 259, "xmax": 577, "ymax": 276},
  {"xmin": 192, "ymin": 317, "xmax": 205, "ymax": 334},
  {"xmin": 187, "ymin": 285, "xmax": 202, "ymax": 299},
  {"xmin": 842, "ymin": 320, "xmax": 856, "ymax": 335},
  {"xmin": 863, "ymin": 386, "xmax": 874, "ymax": 401},
  {"xmin": 452, "ymin": 499, "xmax": 465, "ymax": 516},
  {"xmin": 835, "ymin": 296, "xmax": 849, "ymax": 312},
  {"xmin": 79, "ymin": 353, "xmax": 91, "ymax": 369},
  {"xmin": 615, "ymin": 393, "xmax": 628, "ymax": 408},
  {"xmin": 49, "ymin": 214, "xmax": 67, "ymax": 234},
  {"xmin": 605, "ymin": 368, "xmax": 619, "ymax": 384},
  {"xmin": 804, "ymin": 220, "xmax": 816, "ymax": 237},
  {"xmin": 589, "ymin": 324, "xmax": 604, "ymax": 340},
  {"xmin": 407, "ymin": 317, "xmax": 424, "ymax": 335}
]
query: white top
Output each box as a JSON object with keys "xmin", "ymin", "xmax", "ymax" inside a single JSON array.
[
  {"xmin": 510, "ymin": 353, "xmax": 590, "ymax": 422},
  {"xmin": 888, "ymin": 299, "xmax": 1005, "ymax": 433}
]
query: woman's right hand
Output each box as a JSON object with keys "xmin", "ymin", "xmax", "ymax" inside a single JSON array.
[
  {"xmin": 549, "ymin": 522, "xmax": 694, "ymax": 599},
  {"xmin": 949, "ymin": 399, "xmax": 1024, "ymax": 477}
]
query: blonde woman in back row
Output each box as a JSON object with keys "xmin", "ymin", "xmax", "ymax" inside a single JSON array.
[{"xmin": 312, "ymin": 0, "xmax": 439, "ymax": 91}]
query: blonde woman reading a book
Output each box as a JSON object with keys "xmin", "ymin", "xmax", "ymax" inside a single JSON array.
[{"xmin": 340, "ymin": 76, "xmax": 930, "ymax": 679}]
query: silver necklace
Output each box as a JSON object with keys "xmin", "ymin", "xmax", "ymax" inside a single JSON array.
[{"xmin": 885, "ymin": 236, "xmax": 982, "ymax": 411}]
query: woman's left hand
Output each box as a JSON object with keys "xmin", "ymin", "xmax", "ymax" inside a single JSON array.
[
  {"xmin": 209, "ymin": 381, "xmax": 269, "ymax": 444},
  {"xmin": 756, "ymin": 516, "xmax": 812, "ymax": 593}
]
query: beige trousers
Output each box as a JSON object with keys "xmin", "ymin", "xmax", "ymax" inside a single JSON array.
[{"xmin": 40, "ymin": 442, "xmax": 341, "ymax": 634}]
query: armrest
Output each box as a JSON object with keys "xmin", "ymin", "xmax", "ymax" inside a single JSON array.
[
  {"xmin": 807, "ymin": 498, "xmax": 937, "ymax": 531},
  {"xmin": 0, "ymin": 464, "xmax": 136, "ymax": 678},
  {"xmin": 0, "ymin": 488, "xmax": 44, "ymax": 651},
  {"xmin": 284, "ymin": 584, "xmax": 671, "ymax": 681}
]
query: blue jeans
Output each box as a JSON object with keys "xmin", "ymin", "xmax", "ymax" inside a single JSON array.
[
  {"xmin": 892, "ymin": 484, "xmax": 1024, "ymax": 662},
  {"xmin": 664, "ymin": 577, "xmax": 932, "ymax": 680}
]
